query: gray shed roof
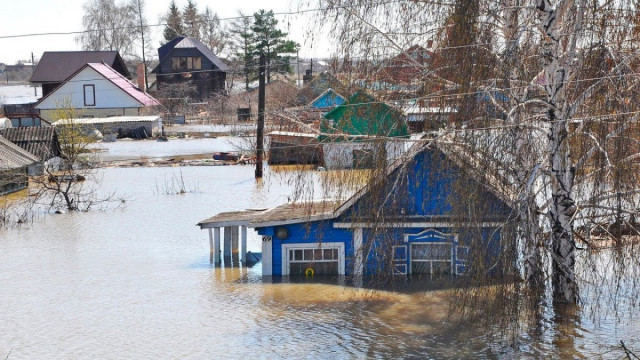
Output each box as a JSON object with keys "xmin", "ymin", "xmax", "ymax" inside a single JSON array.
[
  {"xmin": 198, "ymin": 201, "xmax": 342, "ymax": 229},
  {"xmin": 30, "ymin": 51, "xmax": 131, "ymax": 83},
  {"xmin": 0, "ymin": 135, "xmax": 39, "ymax": 170},
  {"xmin": 0, "ymin": 127, "xmax": 61, "ymax": 161}
]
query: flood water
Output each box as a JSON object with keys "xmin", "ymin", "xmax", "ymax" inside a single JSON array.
[{"xmin": 1, "ymin": 139, "xmax": 639, "ymax": 359}]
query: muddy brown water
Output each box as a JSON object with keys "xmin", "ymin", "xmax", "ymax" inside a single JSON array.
[{"xmin": 1, "ymin": 141, "xmax": 639, "ymax": 358}]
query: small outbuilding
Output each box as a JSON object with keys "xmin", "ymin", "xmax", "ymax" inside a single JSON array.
[{"xmin": 0, "ymin": 135, "xmax": 41, "ymax": 195}]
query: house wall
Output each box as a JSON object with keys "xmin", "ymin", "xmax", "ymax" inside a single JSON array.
[
  {"xmin": 258, "ymin": 147, "xmax": 513, "ymax": 277},
  {"xmin": 257, "ymin": 221, "xmax": 354, "ymax": 276},
  {"xmin": 322, "ymin": 140, "xmax": 408, "ymax": 169},
  {"xmin": 39, "ymin": 107, "xmax": 142, "ymax": 123}
]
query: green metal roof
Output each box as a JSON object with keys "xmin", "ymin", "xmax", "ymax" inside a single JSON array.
[{"xmin": 320, "ymin": 92, "xmax": 408, "ymax": 142}]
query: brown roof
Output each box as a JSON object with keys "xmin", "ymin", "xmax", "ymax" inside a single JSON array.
[
  {"xmin": 0, "ymin": 127, "xmax": 61, "ymax": 161},
  {"xmin": 0, "ymin": 135, "xmax": 39, "ymax": 170},
  {"xmin": 198, "ymin": 201, "xmax": 342, "ymax": 229},
  {"xmin": 30, "ymin": 51, "xmax": 131, "ymax": 83}
]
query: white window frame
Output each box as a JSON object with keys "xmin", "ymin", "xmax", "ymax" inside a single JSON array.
[
  {"xmin": 281, "ymin": 242, "xmax": 345, "ymax": 276},
  {"xmin": 409, "ymin": 241, "xmax": 454, "ymax": 275}
]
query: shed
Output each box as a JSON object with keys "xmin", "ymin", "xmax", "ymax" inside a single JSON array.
[
  {"xmin": 0, "ymin": 135, "xmax": 40, "ymax": 194},
  {"xmin": 0, "ymin": 126, "xmax": 61, "ymax": 161},
  {"xmin": 198, "ymin": 140, "xmax": 514, "ymax": 278}
]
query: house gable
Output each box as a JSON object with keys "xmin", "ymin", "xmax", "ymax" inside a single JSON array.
[
  {"xmin": 34, "ymin": 66, "xmax": 145, "ymax": 111},
  {"xmin": 339, "ymin": 146, "xmax": 512, "ymax": 222},
  {"xmin": 308, "ymin": 88, "xmax": 346, "ymax": 110}
]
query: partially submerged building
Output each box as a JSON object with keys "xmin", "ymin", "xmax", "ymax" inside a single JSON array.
[
  {"xmin": 199, "ymin": 141, "xmax": 513, "ymax": 277},
  {"xmin": 0, "ymin": 135, "xmax": 40, "ymax": 195},
  {"xmin": 320, "ymin": 91, "xmax": 410, "ymax": 169}
]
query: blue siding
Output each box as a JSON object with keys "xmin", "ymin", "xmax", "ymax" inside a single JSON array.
[
  {"xmin": 257, "ymin": 147, "xmax": 512, "ymax": 276},
  {"xmin": 257, "ymin": 221, "xmax": 353, "ymax": 276},
  {"xmin": 309, "ymin": 90, "xmax": 346, "ymax": 109}
]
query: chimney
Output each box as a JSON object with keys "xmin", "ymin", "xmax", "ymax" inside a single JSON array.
[
  {"xmin": 426, "ymin": 39, "xmax": 434, "ymax": 49},
  {"xmin": 136, "ymin": 63, "xmax": 146, "ymax": 92}
]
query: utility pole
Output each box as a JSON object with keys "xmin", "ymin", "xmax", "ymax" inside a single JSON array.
[
  {"xmin": 136, "ymin": 0, "xmax": 148, "ymax": 92},
  {"xmin": 255, "ymin": 53, "xmax": 266, "ymax": 179}
]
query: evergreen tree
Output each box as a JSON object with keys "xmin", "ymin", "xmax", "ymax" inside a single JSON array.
[
  {"xmin": 230, "ymin": 11, "xmax": 255, "ymax": 90},
  {"xmin": 163, "ymin": 0, "xmax": 183, "ymax": 43},
  {"xmin": 251, "ymin": 9, "xmax": 298, "ymax": 82}
]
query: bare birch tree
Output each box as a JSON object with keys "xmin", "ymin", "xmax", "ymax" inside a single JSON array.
[{"xmin": 312, "ymin": 0, "xmax": 640, "ymax": 315}]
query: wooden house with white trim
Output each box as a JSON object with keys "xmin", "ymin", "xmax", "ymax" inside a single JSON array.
[{"xmin": 198, "ymin": 139, "xmax": 514, "ymax": 278}]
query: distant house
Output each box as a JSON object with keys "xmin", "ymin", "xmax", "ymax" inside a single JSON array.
[
  {"xmin": 198, "ymin": 141, "xmax": 513, "ymax": 277},
  {"xmin": 320, "ymin": 91, "xmax": 409, "ymax": 169},
  {"xmin": 267, "ymin": 88, "xmax": 345, "ymax": 165},
  {"xmin": 0, "ymin": 127, "xmax": 61, "ymax": 161},
  {"xmin": 33, "ymin": 63, "xmax": 160, "ymax": 123},
  {"xmin": 30, "ymin": 51, "xmax": 131, "ymax": 97},
  {"xmin": 297, "ymin": 72, "xmax": 348, "ymax": 106},
  {"xmin": 403, "ymin": 105, "xmax": 458, "ymax": 133},
  {"xmin": 378, "ymin": 44, "xmax": 432, "ymax": 84},
  {"xmin": 0, "ymin": 135, "xmax": 40, "ymax": 195},
  {"xmin": 307, "ymin": 88, "xmax": 347, "ymax": 111},
  {"xmin": 151, "ymin": 36, "xmax": 228, "ymax": 99}
]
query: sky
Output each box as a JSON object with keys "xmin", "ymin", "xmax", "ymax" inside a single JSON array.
[{"xmin": 0, "ymin": 0, "xmax": 329, "ymax": 65}]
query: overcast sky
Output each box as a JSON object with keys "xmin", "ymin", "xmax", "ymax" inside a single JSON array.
[{"xmin": 0, "ymin": 0, "xmax": 329, "ymax": 65}]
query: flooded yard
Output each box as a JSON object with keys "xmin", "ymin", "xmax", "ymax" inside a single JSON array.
[{"xmin": 1, "ymin": 140, "xmax": 639, "ymax": 359}]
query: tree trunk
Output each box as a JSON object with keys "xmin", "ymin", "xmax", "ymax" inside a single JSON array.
[
  {"xmin": 548, "ymin": 117, "xmax": 578, "ymax": 304},
  {"xmin": 537, "ymin": 0, "xmax": 580, "ymax": 305}
]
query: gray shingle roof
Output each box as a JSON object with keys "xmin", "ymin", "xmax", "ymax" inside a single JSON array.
[
  {"xmin": 30, "ymin": 51, "xmax": 131, "ymax": 83},
  {"xmin": 0, "ymin": 127, "xmax": 61, "ymax": 161},
  {"xmin": 0, "ymin": 135, "xmax": 39, "ymax": 170}
]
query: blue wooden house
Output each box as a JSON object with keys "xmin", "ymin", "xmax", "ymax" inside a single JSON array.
[{"xmin": 198, "ymin": 141, "xmax": 513, "ymax": 277}]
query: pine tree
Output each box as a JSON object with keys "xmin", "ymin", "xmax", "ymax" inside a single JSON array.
[
  {"xmin": 229, "ymin": 11, "xmax": 255, "ymax": 90},
  {"xmin": 163, "ymin": 0, "xmax": 183, "ymax": 43},
  {"xmin": 251, "ymin": 9, "xmax": 298, "ymax": 82}
]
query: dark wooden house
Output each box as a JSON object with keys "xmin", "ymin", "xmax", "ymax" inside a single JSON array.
[
  {"xmin": 151, "ymin": 37, "xmax": 228, "ymax": 99},
  {"xmin": 30, "ymin": 51, "xmax": 131, "ymax": 97}
]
